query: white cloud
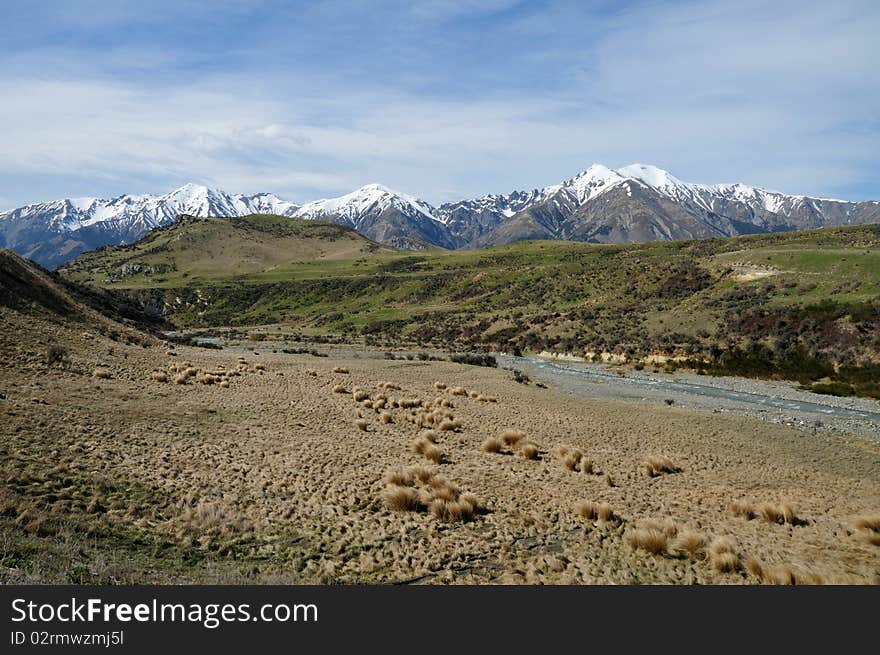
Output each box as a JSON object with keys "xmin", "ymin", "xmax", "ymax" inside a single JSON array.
[{"xmin": 0, "ymin": 0, "xmax": 877, "ymax": 206}]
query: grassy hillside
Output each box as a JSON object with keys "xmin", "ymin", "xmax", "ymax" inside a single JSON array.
[
  {"xmin": 61, "ymin": 221, "xmax": 880, "ymax": 397},
  {"xmin": 61, "ymin": 214, "xmax": 395, "ymax": 286}
]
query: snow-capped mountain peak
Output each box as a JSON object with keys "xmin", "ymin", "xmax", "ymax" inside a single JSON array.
[
  {"xmin": 297, "ymin": 183, "xmax": 439, "ymax": 225},
  {"xmin": 557, "ymin": 164, "xmax": 628, "ymax": 202},
  {"xmin": 2, "ymin": 165, "xmax": 878, "ymax": 270}
]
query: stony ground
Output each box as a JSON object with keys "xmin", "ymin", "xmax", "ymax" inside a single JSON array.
[{"xmin": 1, "ymin": 313, "xmax": 878, "ymax": 584}]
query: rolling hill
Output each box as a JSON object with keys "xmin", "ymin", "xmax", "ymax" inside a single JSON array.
[
  {"xmin": 59, "ymin": 221, "xmax": 880, "ymax": 397},
  {"xmin": 60, "ymin": 213, "xmax": 394, "ymax": 287}
]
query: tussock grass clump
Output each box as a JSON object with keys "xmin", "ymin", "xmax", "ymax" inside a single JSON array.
[
  {"xmin": 745, "ymin": 556, "xmax": 765, "ymax": 580},
  {"xmin": 579, "ymin": 458, "xmax": 594, "ymax": 474},
  {"xmin": 482, "ymin": 437, "xmax": 502, "ymax": 453},
  {"xmin": 852, "ymin": 515, "xmax": 880, "ymax": 546},
  {"xmin": 626, "ymin": 527, "xmax": 669, "ymax": 555},
  {"xmin": 383, "ymin": 468, "xmax": 414, "ymax": 487},
  {"xmin": 438, "ymin": 419, "xmax": 456, "ymax": 432},
  {"xmin": 758, "ymin": 502, "xmax": 781, "ymax": 524},
  {"xmin": 672, "ymin": 530, "xmax": 707, "ymax": 559},
  {"xmin": 219, "ymin": 380, "xmax": 230, "ymax": 388},
  {"xmin": 409, "ymin": 466, "xmax": 434, "ymax": 483},
  {"xmin": 575, "ymin": 500, "xmax": 622, "ymax": 525},
  {"xmin": 381, "ymin": 467, "xmax": 479, "ymax": 521},
  {"xmin": 434, "ymin": 381, "xmax": 447, "ymax": 390},
  {"xmin": 596, "ymin": 503, "xmax": 617, "ymax": 525},
  {"xmin": 575, "ymin": 500, "xmax": 601, "ymax": 521},
  {"xmin": 332, "ymin": 384, "xmax": 347, "ymax": 394},
  {"xmin": 561, "ymin": 448, "xmax": 582, "ymax": 472},
  {"xmin": 150, "ymin": 370, "xmax": 168, "ymax": 383},
  {"xmin": 641, "ymin": 455, "xmax": 679, "ymax": 477},
  {"xmin": 380, "ymin": 411, "xmax": 393, "ymax": 424},
  {"xmin": 333, "ymin": 367, "xmax": 349, "ymax": 374},
  {"xmin": 353, "ymin": 389, "xmax": 370, "ymax": 402},
  {"xmin": 450, "ymin": 386, "xmax": 468, "ymax": 396},
  {"xmin": 174, "ymin": 373, "xmax": 188, "ymax": 385},
  {"xmin": 92, "ymin": 368, "xmax": 112, "ymax": 379},
  {"xmin": 500, "ymin": 429, "xmax": 527, "ymax": 447},
  {"xmin": 477, "ymin": 394, "xmax": 497, "ymax": 402},
  {"xmin": 744, "ymin": 557, "xmax": 829, "ymax": 585},
  {"xmin": 420, "ymin": 429, "xmax": 439, "ymax": 443},
  {"xmin": 853, "ymin": 515, "xmax": 880, "ymax": 532},
  {"xmin": 354, "ymin": 419, "xmax": 368, "ymax": 431},
  {"xmin": 382, "ymin": 485, "xmax": 421, "ymax": 512},
  {"xmin": 708, "ymin": 536, "xmax": 739, "ymax": 573},
  {"xmin": 422, "ymin": 444, "xmax": 442, "ymax": 463},
  {"xmin": 604, "ymin": 473, "xmax": 615, "ymax": 488},
  {"xmin": 730, "ymin": 500, "xmax": 756, "ymax": 520},
  {"xmin": 757, "ymin": 501, "xmax": 800, "ymax": 525},
  {"xmin": 412, "ymin": 436, "xmax": 442, "ymax": 463},
  {"xmin": 520, "ymin": 443, "xmax": 539, "ymax": 460}
]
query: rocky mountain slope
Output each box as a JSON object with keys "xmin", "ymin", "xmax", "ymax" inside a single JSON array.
[{"xmin": 3, "ymin": 165, "xmax": 878, "ymax": 267}]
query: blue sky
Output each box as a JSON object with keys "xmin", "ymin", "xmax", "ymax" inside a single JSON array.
[{"xmin": 0, "ymin": 0, "xmax": 878, "ymax": 208}]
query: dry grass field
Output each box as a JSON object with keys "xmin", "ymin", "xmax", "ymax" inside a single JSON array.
[{"xmin": 2, "ymin": 304, "xmax": 878, "ymax": 584}]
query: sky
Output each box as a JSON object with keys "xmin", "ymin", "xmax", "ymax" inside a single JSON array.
[{"xmin": 0, "ymin": 0, "xmax": 878, "ymax": 209}]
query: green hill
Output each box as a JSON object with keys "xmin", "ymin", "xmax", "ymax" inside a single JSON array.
[{"xmin": 60, "ymin": 214, "xmax": 396, "ymax": 287}]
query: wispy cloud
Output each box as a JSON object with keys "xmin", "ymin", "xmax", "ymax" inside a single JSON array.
[{"xmin": 0, "ymin": 0, "xmax": 877, "ymax": 206}]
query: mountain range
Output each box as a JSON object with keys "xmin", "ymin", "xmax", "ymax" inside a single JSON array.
[{"xmin": 2, "ymin": 164, "xmax": 878, "ymax": 268}]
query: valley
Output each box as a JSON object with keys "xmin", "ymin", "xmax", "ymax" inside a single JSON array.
[
  {"xmin": 1, "ymin": 216, "xmax": 878, "ymax": 586},
  {"xmin": 61, "ymin": 218, "xmax": 880, "ymax": 400}
]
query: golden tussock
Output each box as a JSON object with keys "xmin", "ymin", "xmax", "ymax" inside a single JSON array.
[
  {"xmin": 354, "ymin": 419, "xmax": 368, "ymax": 431},
  {"xmin": 852, "ymin": 515, "xmax": 880, "ymax": 532},
  {"xmin": 92, "ymin": 368, "xmax": 112, "ymax": 379},
  {"xmin": 708, "ymin": 536, "xmax": 739, "ymax": 573},
  {"xmin": 562, "ymin": 449, "xmax": 582, "ymax": 472},
  {"xmin": 500, "ymin": 429, "xmax": 527, "ymax": 446},
  {"xmin": 382, "ymin": 485, "xmax": 421, "ymax": 512},
  {"xmin": 672, "ymin": 530, "xmax": 706, "ymax": 559},
  {"xmin": 332, "ymin": 367, "xmax": 349, "ymax": 374},
  {"xmin": 730, "ymin": 500, "xmax": 755, "ymax": 520},
  {"xmin": 482, "ymin": 437, "xmax": 502, "ymax": 453},
  {"xmin": 150, "ymin": 371, "xmax": 168, "ymax": 383},
  {"xmin": 757, "ymin": 502, "xmax": 799, "ymax": 525},
  {"xmin": 641, "ymin": 455, "xmax": 679, "ymax": 477},
  {"xmin": 520, "ymin": 443, "xmax": 539, "ymax": 460},
  {"xmin": 332, "ymin": 384, "xmax": 347, "ymax": 394},
  {"xmin": 626, "ymin": 528, "xmax": 668, "ymax": 555}
]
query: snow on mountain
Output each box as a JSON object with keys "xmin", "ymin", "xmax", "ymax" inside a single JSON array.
[
  {"xmin": 1, "ymin": 183, "xmax": 300, "ymax": 235},
  {"xmin": 2, "ymin": 166, "xmax": 878, "ymax": 269},
  {"xmin": 296, "ymin": 183, "xmax": 439, "ymax": 226}
]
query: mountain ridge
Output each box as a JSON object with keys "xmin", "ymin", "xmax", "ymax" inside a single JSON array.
[{"xmin": 3, "ymin": 164, "xmax": 878, "ymax": 268}]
